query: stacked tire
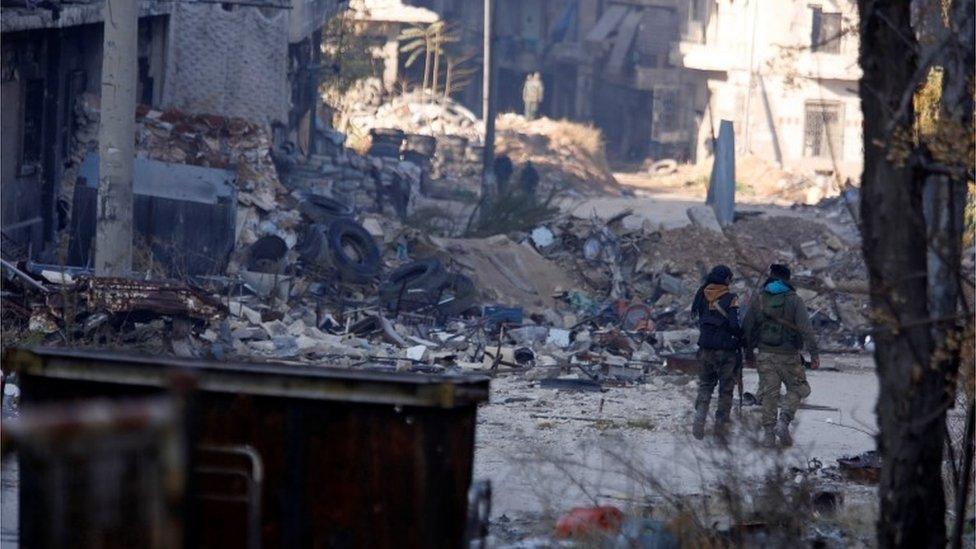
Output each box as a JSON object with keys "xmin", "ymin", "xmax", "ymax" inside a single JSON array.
[
  {"xmin": 378, "ymin": 258, "xmax": 478, "ymax": 317},
  {"xmin": 297, "ymin": 217, "xmax": 381, "ymax": 284},
  {"xmin": 369, "ymin": 128, "xmax": 405, "ymax": 158},
  {"xmin": 298, "ymin": 193, "xmax": 356, "ymax": 224}
]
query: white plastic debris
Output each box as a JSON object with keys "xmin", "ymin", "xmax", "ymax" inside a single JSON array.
[
  {"xmin": 545, "ymin": 328, "xmax": 571, "ymax": 348},
  {"xmin": 405, "ymin": 345, "xmax": 429, "ymax": 362},
  {"xmin": 39, "ymin": 270, "xmax": 74, "ymax": 284},
  {"xmin": 530, "ymin": 226, "xmax": 555, "ymax": 248}
]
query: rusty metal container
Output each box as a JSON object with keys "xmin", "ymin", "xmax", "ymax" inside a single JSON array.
[
  {"xmin": 5, "ymin": 347, "xmax": 490, "ymax": 548},
  {"xmin": 2, "ymin": 396, "xmax": 185, "ymax": 548}
]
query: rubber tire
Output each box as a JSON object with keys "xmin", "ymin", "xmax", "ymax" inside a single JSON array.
[
  {"xmin": 299, "ymin": 194, "xmax": 354, "ymax": 224},
  {"xmin": 247, "ymin": 235, "xmax": 288, "ymax": 272},
  {"xmin": 368, "ymin": 142, "xmax": 401, "ymax": 158},
  {"xmin": 649, "ymin": 159, "xmax": 678, "ymax": 176},
  {"xmin": 379, "ymin": 258, "xmax": 449, "ymax": 311},
  {"xmin": 436, "ymin": 273, "xmax": 478, "ymax": 317},
  {"xmin": 325, "ymin": 218, "xmax": 381, "ymax": 284},
  {"xmin": 296, "ymin": 223, "xmax": 328, "ymax": 265}
]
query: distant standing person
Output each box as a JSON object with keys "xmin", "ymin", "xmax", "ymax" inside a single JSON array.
[
  {"xmin": 522, "ymin": 72, "xmax": 544, "ymax": 121},
  {"xmin": 519, "ymin": 161, "xmax": 539, "ymax": 197},
  {"xmin": 493, "ymin": 154, "xmax": 514, "ymax": 195},
  {"xmin": 742, "ymin": 264, "xmax": 820, "ymax": 448},
  {"xmin": 690, "ymin": 265, "xmax": 742, "ymax": 440}
]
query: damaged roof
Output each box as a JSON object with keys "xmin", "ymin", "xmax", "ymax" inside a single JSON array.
[{"xmin": 348, "ymin": 0, "xmax": 439, "ymax": 24}]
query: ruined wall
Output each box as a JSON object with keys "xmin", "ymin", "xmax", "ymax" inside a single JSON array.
[
  {"xmin": 690, "ymin": 0, "xmax": 862, "ymax": 179},
  {"xmin": 161, "ymin": 2, "xmax": 289, "ymax": 126}
]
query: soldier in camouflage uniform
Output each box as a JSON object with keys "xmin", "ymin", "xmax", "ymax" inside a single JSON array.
[
  {"xmin": 522, "ymin": 72, "xmax": 544, "ymax": 121},
  {"xmin": 742, "ymin": 264, "xmax": 819, "ymax": 447},
  {"xmin": 691, "ymin": 265, "xmax": 742, "ymax": 440}
]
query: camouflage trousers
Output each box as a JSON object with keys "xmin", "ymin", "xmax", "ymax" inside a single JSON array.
[
  {"xmin": 756, "ymin": 352, "xmax": 811, "ymax": 427},
  {"xmin": 695, "ymin": 349, "xmax": 738, "ymax": 423}
]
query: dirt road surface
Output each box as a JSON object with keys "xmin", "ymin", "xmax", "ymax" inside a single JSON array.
[{"xmin": 474, "ymin": 354, "xmax": 877, "ymax": 522}]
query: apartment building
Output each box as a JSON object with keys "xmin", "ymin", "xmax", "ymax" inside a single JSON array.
[{"xmin": 409, "ymin": 0, "xmax": 862, "ymax": 177}]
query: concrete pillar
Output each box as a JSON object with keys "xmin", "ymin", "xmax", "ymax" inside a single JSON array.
[
  {"xmin": 706, "ymin": 119, "xmax": 736, "ymax": 227},
  {"xmin": 95, "ymin": 0, "xmax": 138, "ymax": 276}
]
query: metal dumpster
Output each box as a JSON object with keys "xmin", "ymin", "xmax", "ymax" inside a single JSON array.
[
  {"xmin": 2, "ymin": 396, "xmax": 185, "ymax": 549},
  {"xmin": 4, "ymin": 347, "xmax": 490, "ymax": 548}
]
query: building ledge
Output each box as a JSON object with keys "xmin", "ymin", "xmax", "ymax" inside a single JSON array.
[{"xmin": 1, "ymin": 0, "xmax": 170, "ymax": 33}]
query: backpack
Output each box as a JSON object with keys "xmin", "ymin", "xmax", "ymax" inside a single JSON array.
[
  {"xmin": 758, "ymin": 292, "xmax": 792, "ymax": 346},
  {"xmin": 698, "ymin": 294, "xmax": 739, "ymax": 350}
]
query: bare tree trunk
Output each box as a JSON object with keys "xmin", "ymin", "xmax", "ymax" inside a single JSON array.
[
  {"xmin": 96, "ymin": 0, "xmax": 137, "ymax": 276},
  {"xmin": 858, "ymin": 2, "xmax": 946, "ymax": 546},
  {"xmin": 443, "ymin": 57, "xmax": 453, "ymax": 103},
  {"xmin": 423, "ymin": 31, "xmax": 433, "ymax": 96},
  {"xmin": 431, "ymin": 29, "xmax": 441, "ymax": 96}
]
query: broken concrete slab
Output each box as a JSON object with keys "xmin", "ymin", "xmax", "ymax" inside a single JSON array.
[
  {"xmin": 231, "ymin": 326, "xmax": 267, "ymax": 340},
  {"xmin": 228, "ymin": 301, "xmax": 263, "ymax": 325},
  {"xmin": 405, "ymin": 345, "xmax": 429, "ymax": 362},
  {"xmin": 657, "ymin": 273, "xmax": 684, "ymax": 295},
  {"xmin": 546, "ymin": 328, "xmax": 571, "ymax": 348},
  {"xmin": 799, "ymin": 240, "xmax": 825, "ymax": 259},
  {"xmin": 686, "ymin": 206, "xmax": 723, "ymax": 233}
]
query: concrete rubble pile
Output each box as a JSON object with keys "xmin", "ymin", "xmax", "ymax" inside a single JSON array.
[
  {"xmin": 66, "ymin": 93, "xmax": 297, "ymax": 252},
  {"xmin": 335, "ymin": 87, "xmax": 619, "ymax": 198},
  {"xmin": 524, "ymin": 205, "xmax": 873, "ymax": 351},
  {"xmin": 3, "ymin": 94, "xmax": 887, "ymax": 397},
  {"xmin": 2, "ymin": 196, "xmax": 882, "ymax": 398}
]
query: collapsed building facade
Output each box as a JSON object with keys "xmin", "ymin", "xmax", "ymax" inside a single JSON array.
[
  {"xmin": 0, "ymin": 0, "xmax": 341, "ymax": 257},
  {"xmin": 408, "ymin": 0, "xmax": 862, "ymax": 178}
]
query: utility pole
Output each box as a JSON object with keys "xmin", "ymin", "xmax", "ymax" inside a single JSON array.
[
  {"xmin": 481, "ymin": 0, "xmax": 496, "ymax": 203},
  {"xmin": 95, "ymin": 0, "xmax": 138, "ymax": 276}
]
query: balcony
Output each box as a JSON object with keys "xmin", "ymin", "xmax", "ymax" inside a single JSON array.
[{"xmin": 671, "ymin": 40, "xmax": 743, "ymax": 72}]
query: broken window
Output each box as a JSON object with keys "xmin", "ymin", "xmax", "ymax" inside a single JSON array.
[
  {"xmin": 653, "ymin": 88, "xmax": 682, "ymax": 134},
  {"xmin": 62, "ymin": 70, "xmax": 87, "ymax": 159},
  {"xmin": 803, "ymin": 101, "xmax": 844, "ymax": 158},
  {"xmin": 635, "ymin": 7, "xmax": 677, "ymax": 68},
  {"xmin": 810, "ymin": 7, "xmax": 842, "ymax": 53},
  {"xmin": 21, "ymin": 78, "xmax": 44, "ymax": 172}
]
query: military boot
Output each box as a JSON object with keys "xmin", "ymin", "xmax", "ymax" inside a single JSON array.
[
  {"xmin": 775, "ymin": 415, "xmax": 794, "ymax": 447},
  {"xmin": 713, "ymin": 420, "xmax": 729, "ymax": 444},
  {"xmin": 692, "ymin": 407, "xmax": 707, "ymax": 440},
  {"xmin": 762, "ymin": 427, "xmax": 777, "ymax": 448}
]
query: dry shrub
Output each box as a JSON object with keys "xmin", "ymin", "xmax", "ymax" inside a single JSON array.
[
  {"xmin": 507, "ymin": 415, "xmax": 870, "ymax": 547},
  {"xmin": 465, "ymin": 190, "xmax": 559, "ymax": 237}
]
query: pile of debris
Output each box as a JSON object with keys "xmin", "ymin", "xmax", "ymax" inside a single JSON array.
[
  {"xmin": 5, "ymin": 91, "xmax": 871, "ymax": 393},
  {"xmin": 495, "ymin": 113, "xmax": 619, "ymax": 196},
  {"xmin": 522, "ymin": 206, "xmax": 871, "ymax": 349},
  {"xmin": 64, "ymin": 93, "xmax": 296, "ymax": 254},
  {"xmin": 333, "ymin": 88, "xmax": 619, "ymax": 198},
  {"xmin": 2, "ymin": 191, "xmax": 873, "ymax": 390}
]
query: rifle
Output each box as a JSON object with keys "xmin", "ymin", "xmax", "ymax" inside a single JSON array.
[
  {"xmin": 735, "ymin": 347, "xmax": 743, "ymax": 418},
  {"xmin": 713, "ymin": 300, "xmax": 744, "ymax": 418}
]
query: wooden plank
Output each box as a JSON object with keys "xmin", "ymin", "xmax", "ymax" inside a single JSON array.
[
  {"xmin": 585, "ymin": 4, "xmax": 629, "ymax": 43},
  {"xmin": 607, "ymin": 8, "xmax": 643, "ymax": 73}
]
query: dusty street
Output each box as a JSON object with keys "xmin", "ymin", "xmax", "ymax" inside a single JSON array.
[{"xmin": 474, "ymin": 354, "xmax": 878, "ymax": 523}]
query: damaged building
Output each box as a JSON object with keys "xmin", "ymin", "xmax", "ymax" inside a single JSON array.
[
  {"xmin": 0, "ymin": 0, "xmax": 342, "ymax": 261},
  {"xmin": 408, "ymin": 0, "xmax": 862, "ymax": 178}
]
